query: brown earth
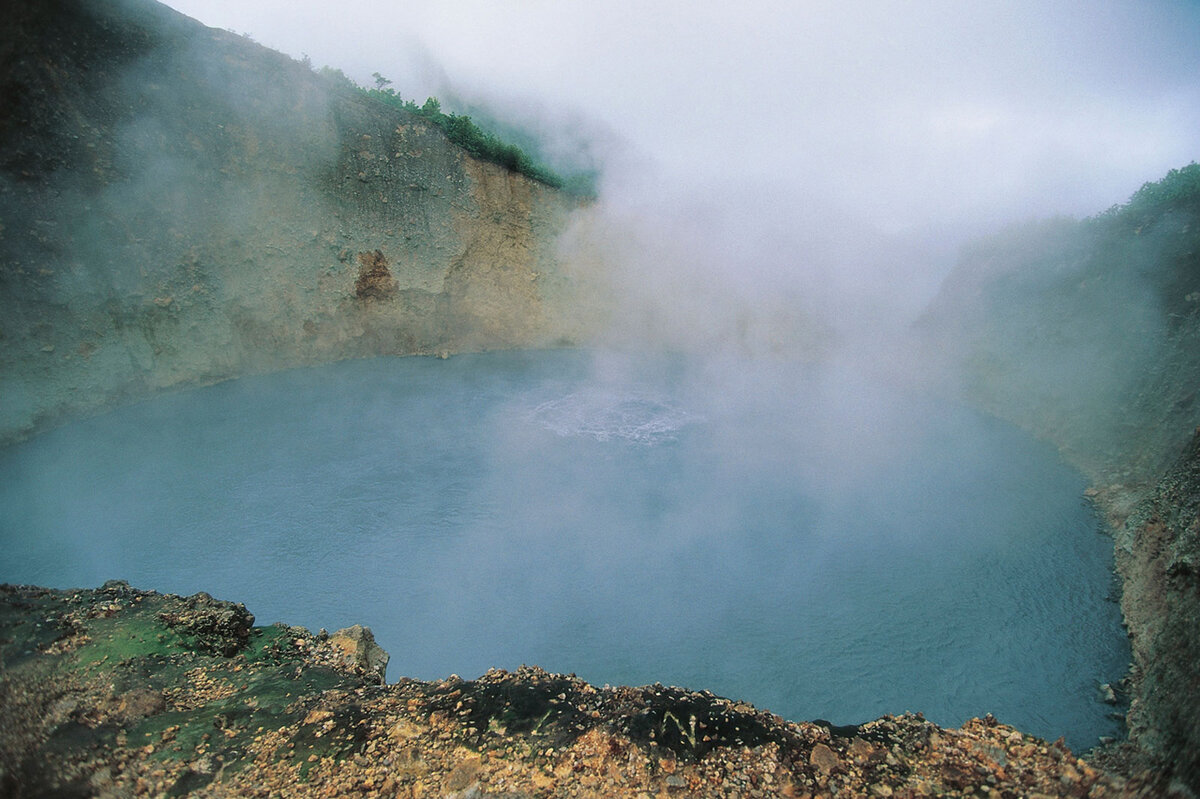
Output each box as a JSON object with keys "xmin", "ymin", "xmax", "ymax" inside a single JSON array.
[{"xmin": 0, "ymin": 583, "xmax": 1183, "ymax": 798}]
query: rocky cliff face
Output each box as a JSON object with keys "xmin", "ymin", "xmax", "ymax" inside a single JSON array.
[
  {"xmin": 0, "ymin": 0, "xmax": 593, "ymax": 443},
  {"xmin": 922, "ymin": 165, "xmax": 1200, "ymax": 791},
  {"xmin": 1109, "ymin": 431, "xmax": 1200, "ymax": 790}
]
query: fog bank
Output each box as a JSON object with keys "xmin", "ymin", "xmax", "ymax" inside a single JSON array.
[{"xmin": 166, "ymin": 0, "xmax": 1200, "ymax": 348}]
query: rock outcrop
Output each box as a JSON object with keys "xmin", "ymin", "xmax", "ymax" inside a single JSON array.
[
  {"xmin": 329, "ymin": 624, "xmax": 390, "ymax": 684},
  {"xmin": 0, "ymin": 0, "xmax": 596, "ymax": 444},
  {"xmin": 1111, "ymin": 431, "xmax": 1200, "ymax": 789}
]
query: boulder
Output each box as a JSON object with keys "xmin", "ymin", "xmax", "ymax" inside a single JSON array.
[{"xmin": 330, "ymin": 624, "xmax": 389, "ymax": 683}]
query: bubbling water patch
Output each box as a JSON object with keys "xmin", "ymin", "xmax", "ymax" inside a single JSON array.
[
  {"xmin": 530, "ymin": 390, "xmax": 702, "ymax": 444},
  {"xmin": 0, "ymin": 349, "xmax": 1129, "ymax": 750}
]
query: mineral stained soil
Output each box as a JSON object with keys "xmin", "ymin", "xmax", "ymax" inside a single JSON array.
[{"xmin": 0, "ymin": 582, "xmax": 1175, "ymax": 798}]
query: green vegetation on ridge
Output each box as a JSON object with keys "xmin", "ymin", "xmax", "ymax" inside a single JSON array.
[
  {"xmin": 1093, "ymin": 162, "xmax": 1200, "ymax": 228},
  {"xmin": 924, "ymin": 161, "xmax": 1200, "ymax": 481},
  {"xmin": 318, "ymin": 67, "xmax": 590, "ymax": 194}
]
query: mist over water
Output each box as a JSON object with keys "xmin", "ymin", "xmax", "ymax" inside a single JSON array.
[
  {"xmin": 0, "ymin": 349, "xmax": 1128, "ymax": 749},
  {"xmin": 163, "ymin": 1, "xmax": 1200, "ymax": 351}
]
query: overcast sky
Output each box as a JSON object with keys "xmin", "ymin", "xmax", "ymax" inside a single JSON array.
[{"xmin": 163, "ymin": 0, "xmax": 1200, "ymax": 325}]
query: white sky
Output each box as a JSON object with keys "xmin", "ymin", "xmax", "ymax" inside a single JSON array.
[{"xmin": 163, "ymin": 0, "xmax": 1200, "ymax": 322}]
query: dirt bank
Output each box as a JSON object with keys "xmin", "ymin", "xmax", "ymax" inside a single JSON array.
[{"xmin": 0, "ymin": 582, "xmax": 1180, "ymax": 798}]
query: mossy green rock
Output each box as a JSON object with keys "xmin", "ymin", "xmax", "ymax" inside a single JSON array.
[{"xmin": 0, "ymin": 582, "xmax": 379, "ymax": 795}]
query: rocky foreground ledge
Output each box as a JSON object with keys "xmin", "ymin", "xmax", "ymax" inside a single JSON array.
[{"xmin": 0, "ymin": 582, "xmax": 1173, "ymax": 798}]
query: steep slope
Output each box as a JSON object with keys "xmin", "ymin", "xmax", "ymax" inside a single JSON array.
[
  {"xmin": 921, "ymin": 165, "xmax": 1200, "ymax": 484},
  {"xmin": 0, "ymin": 0, "xmax": 593, "ymax": 444},
  {"xmin": 1110, "ymin": 430, "xmax": 1200, "ymax": 789},
  {"xmin": 922, "ymin": 164, "xmax": 1200, "ymax": 791}
]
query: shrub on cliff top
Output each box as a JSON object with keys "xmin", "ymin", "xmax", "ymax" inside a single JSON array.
[
  {"xmin": 1093, "ymin": 162, "xmax": 1200, "ymax": 229},
  {"xmin": 325, "ymin": 69, "xmax": 578, "ymax": 192}
]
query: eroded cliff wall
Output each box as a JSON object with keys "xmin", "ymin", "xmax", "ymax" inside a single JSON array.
[
  {"xmin": 0, "ymin": 0, "xmax": 593, "ymax": 443},
  {"xmin": 1111, "ymin": 431, "xmax": 1200, "ymax": 789}
]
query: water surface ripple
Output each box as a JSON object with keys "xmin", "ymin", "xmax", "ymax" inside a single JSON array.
[{"xmin": 0, "ymin": 350, "xmax": 1128, "ymax": 749}]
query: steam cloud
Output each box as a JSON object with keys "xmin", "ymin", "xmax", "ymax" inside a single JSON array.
[
  {"xmin": 10, "ymin": 1, "xmax": 1181, "ymax": 741},
  {"xmin": 159, "ymin": 0, "xmax": 1200, "ymax": 360}
]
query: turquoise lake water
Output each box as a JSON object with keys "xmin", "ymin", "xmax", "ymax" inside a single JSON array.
[{"xmin": 0, "ymin": 349, "xmax": 1128, "ymax": 749}]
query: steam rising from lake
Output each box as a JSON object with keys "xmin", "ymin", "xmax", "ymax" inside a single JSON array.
[
  {"xmin": 7, "ymin": 0, "xmax": 1188, "ymax": 759},
  {"xmin": 0, "ymin": 351, "xmax": 1128, "ymax": 750},
  {"xmin": 531, "ymin": 391, "xmax": 700, "ymax": 444},
  {"xmin": 161, "ymin": 0, "xmax": 1200, "ymax": 356}
]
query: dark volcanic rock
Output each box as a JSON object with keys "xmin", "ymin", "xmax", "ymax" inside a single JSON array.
[
  {"xmin": 1115, "ymin": 428, "xmax": 1200, "ymax": 790},
  {"xmin": 0, "ymin": 583, "xmax": 1175, "ymax": 797},
  {"xmin": 157, "ymin": 591, "xmax": 255, "ymax": 656}
]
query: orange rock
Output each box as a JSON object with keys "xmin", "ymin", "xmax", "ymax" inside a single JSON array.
[{"xmin": 810, "ymin": 742, "xmax": 840, "ymax": 776}]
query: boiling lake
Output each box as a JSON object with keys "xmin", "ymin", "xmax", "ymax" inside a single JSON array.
[{"xmin": 0, "ymin": 349, "xmax": 1128, "ymax": 749}]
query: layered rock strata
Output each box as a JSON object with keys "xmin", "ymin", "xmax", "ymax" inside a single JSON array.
[{"xmin": 0, "ymin": 0, "xmax": 592, "ymax": 444}]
